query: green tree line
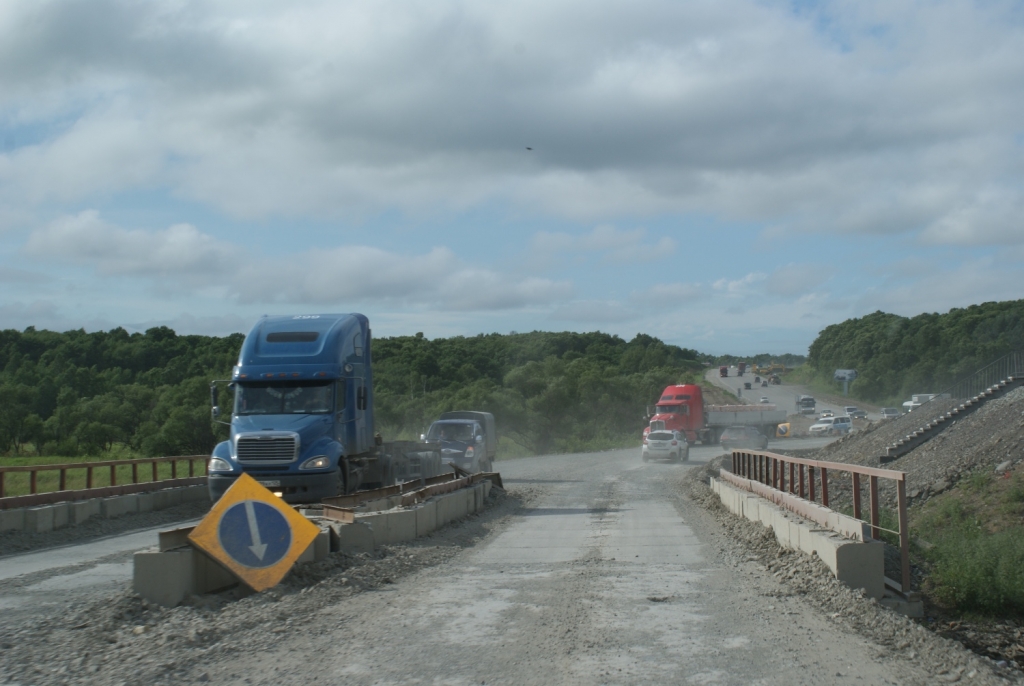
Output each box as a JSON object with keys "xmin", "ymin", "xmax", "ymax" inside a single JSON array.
[
  {"xmin": 804, "ymin": 299, "xmax": 1024, "ymax": 404},
  {"xmin": 0, "ymin": 326, "xmax": 709, "ymax": 458}
]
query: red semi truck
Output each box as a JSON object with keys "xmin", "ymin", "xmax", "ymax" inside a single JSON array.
[
  {"xmin": 719, "ymin": 365, "xmax": 728, "ymax": 377},
  {"xmin": 644, "ymin": 384, "xmax": 786, "ymax": 444},
  {"xmin": 737, "ymin": 362, "xmax": 747, "ymax": 376}
]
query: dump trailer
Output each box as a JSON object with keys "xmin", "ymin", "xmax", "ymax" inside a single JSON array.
[
  {"xmin": 645, "ymin": 384, "xmax": 787, "ymax": 444},
  {"xmin": 207, "ymin": 313, "xmax": 444, "ymax": 504},
  {"xmin": 719, "ymin": 366, "xmax": 728, "ymax": 377}
]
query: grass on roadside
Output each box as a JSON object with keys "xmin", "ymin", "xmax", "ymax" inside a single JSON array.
[{"xmin": 911, "ymin": 467, "xmax": 1024, "ymax": 616}]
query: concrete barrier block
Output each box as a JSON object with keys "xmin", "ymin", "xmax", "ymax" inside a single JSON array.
[
  {"xmin": 387, "ymin": 509, "xmax": 417, "ymax": 544},
  {"xmin": 0, "ymin": 508, "xmax": 25, "ymax": 532},
  {"xmin": 759, "ymin": 503, "xmax": 774, "ymax": 527},
  {"xmin": 51, "ymin": 502, "xmax": 70, "ymax": 530},
  {"xmin": 71, "ymin": 499, "xmax": 101, "ymax": 525},
  {"xmin": 154, "ymin": 488, "xmax": 183, "ymax": 511},
  {"xmin": 137, "ymin": 492, "xmax": 155, "ymax": 513},
  {"xmin": 134, "ymin": 547, "xmax": 194, "ymax": 607},
  {"xmin": 193, "ymin": 548, "xmax": 237, "ymax": 594},
  {"xmin": 415, "ymin": 500, "xmax": 437, "ymax": 536},
  {"xmin": 330, "ymin": 521, "xmax": 374, "ymax": 553},
  {"xmin": 434, "ymin": 493, "xmax": 454, "ymax": 526},
  {"xmin": 835, "ymin": 540, "xmax": 884, "ymax": 599},
  {"xmin": 25, "ymin": 506, "xmax": 54, "ymax": 533},
  {"xmin": 799, "ymin": 528, "xmax": 820, "ymax": 556},
  {"xmin": 742, "ymin": 497, "xmax": 760, "ymax": 523},
  {"xmin": 788, "ymin": 520, "xmax": 803, "ymax": 551},
  {"xmin": 297, "ymin": 530, "xmax": 331, "ymax": 563},
  {"xmin": 771, "ymin": 510, "xmax": 791, "ymax": 547},
  {"xmin": 483, "ymin": 480, "xmax": 492, "ymax": 499},
  {"xmin": 354, "ymin": 512, "xmax": 390, "ymax": 545},
  {"xmin": 101, "ymin": 494, "xmax": 139, "ymax": 518}
]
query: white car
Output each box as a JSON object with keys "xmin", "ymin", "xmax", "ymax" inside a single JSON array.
[
  {"xmin": 642, "ymin": 430, "xmax": 689, "ymax": 463},
  {"xmin": 880, "ymin": 408, "xmax": 900, "ymax": 420},
  {"xmin": 809, "ymin": 416, "xmax": 853, "ymax": 436},
  {"xmin": 759, "ymin": 396, "xmax": 770, "ymax": 404},
  {"xmin": 819, "ymin": 409, "xmax": 835, "ymax": 418}
]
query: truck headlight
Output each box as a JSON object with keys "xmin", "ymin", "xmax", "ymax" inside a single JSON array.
[
  {"xmin": 300, "ymin": 455, "xmax": 331, "ymax": 470},
  {"xmin": 209, "ymin": 458, "xmax": 232, "ymax": 472}
]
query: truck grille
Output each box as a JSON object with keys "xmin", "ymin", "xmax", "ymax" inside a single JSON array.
[{"xmin": 236, "ymin": 434, "xmax": 298, "ymax": 464}]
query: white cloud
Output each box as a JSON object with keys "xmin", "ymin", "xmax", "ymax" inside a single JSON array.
[
  {"xmin": 0, "ymin": 1, "xmax": 1019, "ymax": 247},
  {"xmin": 25, "ymin": 211, "xmax": 234, "ymax": 288},
  {"xmin": 713, "ymin": 272, "xmax": 765, "ymax": 294},
  {"xmin": 25, "ymin": 211, "xmax": 573, "ymax": 312}
]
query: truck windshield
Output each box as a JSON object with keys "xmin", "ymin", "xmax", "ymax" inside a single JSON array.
[
  {"xmin": 655, "ymin": 404, "xmax": 683, "ymax": 414},
  {"xmin": 234, "ymin": 381, "xmax": 334, "ymax": 415},
  {"xmin": 427, "ymin": 423, "xmax": 476, "ymax": 442}
]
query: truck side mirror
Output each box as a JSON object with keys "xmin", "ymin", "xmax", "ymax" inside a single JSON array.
[
  {"xmin": 211, "ymin": 406, "xmax": 220, "ymax": 419},
  {"xmin": 210, "ymin": 383, "xmax": 219, "ymax": 418},
  {"xmin": 476, "ymin": 434, "xmax": 483, "ymax": 444}
]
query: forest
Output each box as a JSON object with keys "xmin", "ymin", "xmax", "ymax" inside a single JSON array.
[
  {"xmin": 0, "ymin": 326, "xmax": 709, "ymax": 459},
  {"xmin": 803, "ymin": 299, "xmax": 1024, "ymax": 403}
]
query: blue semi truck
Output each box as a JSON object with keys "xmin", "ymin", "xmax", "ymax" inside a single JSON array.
[{"xmin": 207, "ymin": 313, "xmax": 443, "ymax": 504}]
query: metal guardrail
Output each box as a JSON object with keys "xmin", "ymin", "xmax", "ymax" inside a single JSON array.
[
  {"xmin": 0, "ymin": 456, "xmax": 208, "ymax": 508},
  {"xmin": 730, "ymin": 449, "xmax": 911, "ymax": 595},
  {"xmin": 922, "ymin": 349, "xmax": 1023, "ymax": 406}
]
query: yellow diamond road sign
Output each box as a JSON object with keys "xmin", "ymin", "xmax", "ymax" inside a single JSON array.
[{"xmin": 189, "ymin": 473, "xmax": 321, "ymax": 592}]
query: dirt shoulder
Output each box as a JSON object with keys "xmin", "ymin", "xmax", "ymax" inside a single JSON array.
[{"xmin": 680, "ymin": 457, "xmax": 1023, "ymax": 685}]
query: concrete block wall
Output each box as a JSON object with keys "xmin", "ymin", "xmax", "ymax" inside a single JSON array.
[
  {"xmin": 1, "ymin": 484, "xmax": 208, "ymax": 534},
  {"xmin": 712, "ymin": 476, "xmax": 885, "ymax": 599},
  {"xmin": 135, "ymin": 480, "xmax": 498, "ymax": 606}
]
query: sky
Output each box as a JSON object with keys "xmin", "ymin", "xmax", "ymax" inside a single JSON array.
[{"xmin": 0, "ymin": 0, "xmax": 1022, "ymax": 355}]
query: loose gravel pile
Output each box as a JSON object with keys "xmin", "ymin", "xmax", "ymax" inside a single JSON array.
[
  {"xmin": 682, "ymin": 458, "xmax": 1023, "ymax": 685},
  {"xmin": 773, "ymin": 387, "xmax": 1024, "ymax": 510},
  {"xmin": 0, "ymin": 486, "xmax": 535, "ymax": 686}
]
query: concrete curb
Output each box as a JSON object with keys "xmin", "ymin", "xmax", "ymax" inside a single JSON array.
[
  {"xmin": 1, "ymin": 485, "xmax": 209, "ymax": 534},
  {"xmin": 134, "ymin": 481, "xmax": 498, "ymax": 607},
  {"xmin": 711, "ymin": 476, "xmax": 885, "ymax": 599}
]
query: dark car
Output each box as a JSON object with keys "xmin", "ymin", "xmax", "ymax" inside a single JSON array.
[{"xmin": 720, "ymin": 425, "xmax": 768, "ymax": 451}]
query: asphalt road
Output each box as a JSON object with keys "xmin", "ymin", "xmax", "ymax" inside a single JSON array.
[{"xmin": 705, "ymin": 368, "xmax": 881, "ymax": 421}]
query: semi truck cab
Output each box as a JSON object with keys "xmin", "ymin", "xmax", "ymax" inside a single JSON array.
[{"xmin": 207, "ymin": 314, "xmax": 376, "ymax": 503}]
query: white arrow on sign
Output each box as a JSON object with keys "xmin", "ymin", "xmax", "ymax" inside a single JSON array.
[{"xmin": 244, "ymin": 500, "xmax": 268, "ymax": 560}]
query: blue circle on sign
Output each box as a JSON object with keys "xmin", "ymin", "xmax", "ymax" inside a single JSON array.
[{"xmin": 217, "ymin": 500, "xmax": 292, "ymax": 568}]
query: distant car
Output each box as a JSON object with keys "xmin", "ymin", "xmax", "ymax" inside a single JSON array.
[
  {"xmin": 819, "ymin": 409, "xmax": 834, "ymax": 418},
  {"xmin": 809, "ymin": 416, "xmax": 852, "ymax": 436},
  {"xmin": 720, "ymin": 425, "xmax": 768, "ymax": 451},
  {"xmin": 759, "ymin": 396, "xmax": 770, "ymax": 404},
  {"xmin": 744, "ymin": 382, "xmax": 752, "ymax": 390},
  {"xmin": 642, "ymin": 430, "xmax": 689, "ymax": 463},
  {"xmin": 761, "ymin": 380, "xmax": 768, "ymax": 387},
  {"xmin": 850, "ymin": 409, "xmax": 868, "ymax": 420},
  {"xmin": 880, "ymin": 408, "xmax": 900, "ymax": 420},
  {"xmin": 843, "ymin": 406, "xmax": 858, "ymax": 416}
]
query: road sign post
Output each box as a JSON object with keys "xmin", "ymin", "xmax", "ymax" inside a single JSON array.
[{"xmin": 189, "ymin": 473, "xmax": 321, "ymax": 592}]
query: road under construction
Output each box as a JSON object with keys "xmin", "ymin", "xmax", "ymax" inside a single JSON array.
[{"xmin": 1, "ymin": 432, "xmax": 1013, "ymax": 686}]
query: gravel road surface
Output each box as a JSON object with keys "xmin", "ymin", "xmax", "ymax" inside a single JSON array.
[{"xmin": 2, "ymin": 442, "xmax": 1000, "ymax": 685}]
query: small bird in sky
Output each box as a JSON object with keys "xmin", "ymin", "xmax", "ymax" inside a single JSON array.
[{"xmin": 526, "ymin": 147, "xmax": 532, "ymax": 150}]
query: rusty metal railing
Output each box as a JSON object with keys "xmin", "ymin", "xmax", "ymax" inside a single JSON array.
[
  {"xmin": 0, "ymin": 456, "xmax": 208, "ymax": 509},
  {"xmin": 729, "ymin": 449, "xmax": 911, "ymax": 595}
]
